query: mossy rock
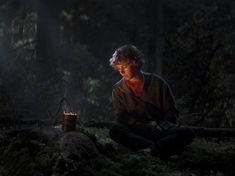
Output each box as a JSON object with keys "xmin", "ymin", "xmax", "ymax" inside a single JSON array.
[{"xmin": 59, "ymin": 131, "xmax": 101, "ymax": 160}]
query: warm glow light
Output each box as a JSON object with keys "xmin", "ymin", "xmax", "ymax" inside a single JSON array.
[{"xmin": 63, "ymin": 112, "xmax": 77, "ymax": 116}]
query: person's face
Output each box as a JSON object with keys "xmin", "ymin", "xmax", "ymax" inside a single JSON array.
[{"xmin": 115, "ymin": 62, "xmax": 138, "ymax": 80}]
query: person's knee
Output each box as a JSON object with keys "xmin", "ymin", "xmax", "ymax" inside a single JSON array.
[
  {"xmin": 109, "ymin": 123, "xmax": 128, "ymax": 142},
  {"xmin": 174, "ymin": 127, "xmax": 195, "ymax": 144},
  {"xmin": 182, "ymin": 128, "xmax": 195, "ymax": 144}
]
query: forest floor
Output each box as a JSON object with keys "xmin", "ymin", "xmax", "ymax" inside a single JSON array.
[
  {"xmin": 0, "ymin": 122, "xmax": 234, "ymax": 176},
  {"xmin": 84, "ymin": 127, "xmax": 235, "ymax": 176}
]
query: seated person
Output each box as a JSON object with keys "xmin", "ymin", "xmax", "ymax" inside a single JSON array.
[{"xmin": 109, "ymin": 44, "xmax": 195, "ymax": 159}]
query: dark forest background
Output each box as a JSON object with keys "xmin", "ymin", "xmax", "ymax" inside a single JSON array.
[{"xmin": 1, "ymin": 0, "xmax": 235, "ymax": 128}]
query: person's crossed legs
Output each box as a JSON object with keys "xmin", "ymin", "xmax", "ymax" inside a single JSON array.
[{"xmin": 109, "ymin": 123, "xmax": 195, "ymax": 159}]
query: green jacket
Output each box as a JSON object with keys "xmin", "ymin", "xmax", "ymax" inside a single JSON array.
[{"xmin": 112, "ymin": 72, "xmax": 179, "ymax": 130}]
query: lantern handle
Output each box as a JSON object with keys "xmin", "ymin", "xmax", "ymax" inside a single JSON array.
[
  {"xmin": 52, "ymin": 97, "xmax": 73, "ymax": 125},
  {"xmin": 61, "ymin": 97, "xmax": 72, "ymax": 113}
]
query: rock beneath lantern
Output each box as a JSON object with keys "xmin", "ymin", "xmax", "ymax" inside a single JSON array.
[{"xmin": 59, "ymin": 131, "xmax": 101, "ymax": 160}]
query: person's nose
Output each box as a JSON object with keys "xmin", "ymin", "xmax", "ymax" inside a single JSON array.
[{"xmin": 120, "ymin": 68, "xmax": 125, "ymax": 75}]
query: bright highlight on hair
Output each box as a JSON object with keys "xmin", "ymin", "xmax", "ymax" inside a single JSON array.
[{"xmin": 109, "ymin": 44, "xmax": 144, "ymax": 70}]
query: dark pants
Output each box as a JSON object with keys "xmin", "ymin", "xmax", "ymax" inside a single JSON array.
[{"xmin": 109, "ymin": 123, "xmax": 195, "ymax": 158}]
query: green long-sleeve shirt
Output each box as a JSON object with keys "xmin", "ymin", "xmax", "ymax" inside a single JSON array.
[{"xmin": 112, "ymin": 72, "xmax": 179, "ymax": 130}]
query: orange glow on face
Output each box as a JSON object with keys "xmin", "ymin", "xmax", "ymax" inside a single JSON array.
[{"xmin": 115, "ymin": 63, "xmax": 137, "ymax": 80}]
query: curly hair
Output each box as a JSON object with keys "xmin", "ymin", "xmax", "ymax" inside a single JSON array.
[{"xmin": 109, "ymin": 44, "xmax": 144, "ymax": 69}]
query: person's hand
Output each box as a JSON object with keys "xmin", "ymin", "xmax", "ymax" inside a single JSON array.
[
  {"xmin": 133, "ymin": 121, "xmax": 162, "ymax": 139},
  {"xmin": 147, "ymin": 121, "xmax": 162, "ymax": 136}
]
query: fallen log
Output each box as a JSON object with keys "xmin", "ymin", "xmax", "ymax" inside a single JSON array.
[
  {"xmin": 84, "ymin": 121, "xmax": 235, "ymax": 137},
  {"xmin": 187, "ymin": 126, "xmax": 235, "ymax": 137}
]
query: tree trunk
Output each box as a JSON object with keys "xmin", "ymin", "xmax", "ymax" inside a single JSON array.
[
  {"xmin": 146, "ymin": 0, "xmax": 164, "ymax": 75},
  {"xmin": 34, "ymin": 0, "xmax": 62, "ymax": 118},
  {"xmin": 35, "ymin": 0, "xmax": 61, "ymax": 78}
]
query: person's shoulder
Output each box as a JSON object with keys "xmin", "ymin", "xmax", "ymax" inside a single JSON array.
[
  {"xmin": 112, "ymin": 78, "xmax": 124, "ymax": 90},
  {"xmin": 143, "ymin": 72, "xmax": 166, "ymax": 83}
]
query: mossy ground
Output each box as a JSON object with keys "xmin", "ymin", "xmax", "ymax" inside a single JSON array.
[{"xmin": 0, "ymin": 126, "xmax": 234, "ymax": 176}]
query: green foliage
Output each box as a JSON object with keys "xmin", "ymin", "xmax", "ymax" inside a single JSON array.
[
  {"xmin": 1, "ymin": 126, "xmax": 235, "ymax": 176},
  {"xmin": 1, "ymin": 0, "xmax": 235, "ymax": 127},
  {"xmin": 81, "ymin": 127, "xmax": 112, "ymax": 144},
  {"xmin": 0, "ymin": 134, "xmax": 58, "ymax": 176},
  {"xmin": 164, "ymin": 0, "xmax": 235, "ymax": 127},
  {"xmin": 0, "ymin": 128, "xmax": 185, "ymax": 176},
  {"xmin": 179, "ymin": 144, "xmax": 212, "ymax": 166}
]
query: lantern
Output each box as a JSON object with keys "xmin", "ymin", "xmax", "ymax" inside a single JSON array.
[{"xmin": 62, "ymin": 112, "xmax": 77, "ymax": 132}]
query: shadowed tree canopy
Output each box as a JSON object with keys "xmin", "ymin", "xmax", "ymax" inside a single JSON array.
[{"xmin": 0, "ymin": 0, "xmax": 234, "ymax": 128}]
